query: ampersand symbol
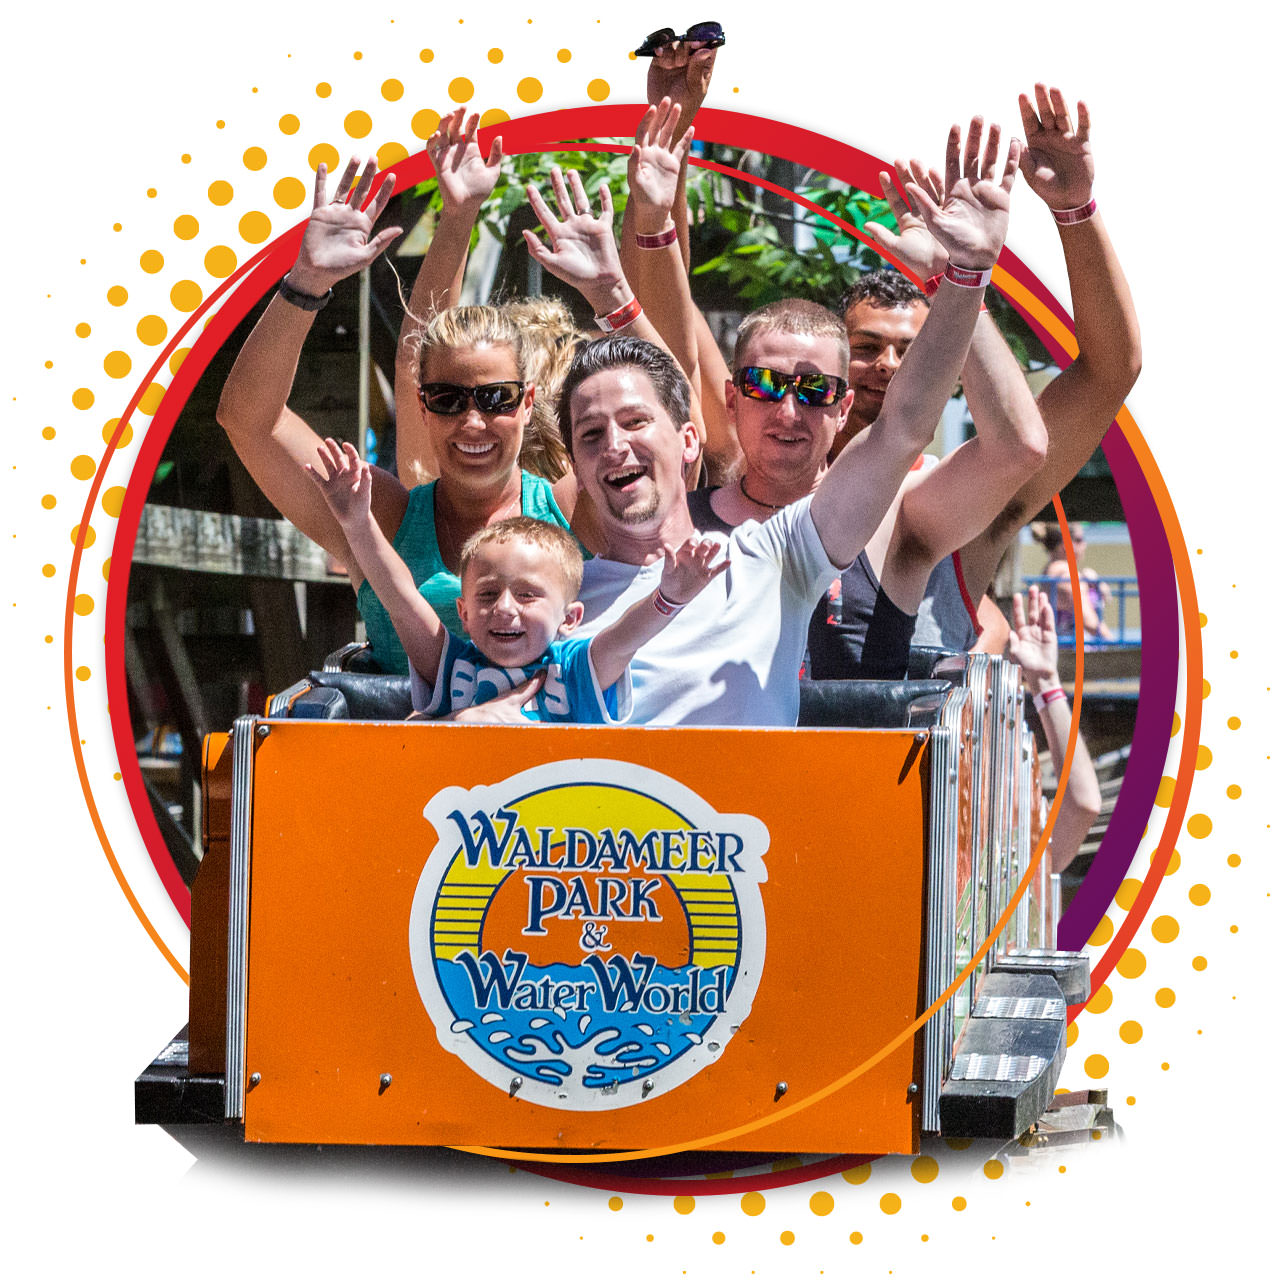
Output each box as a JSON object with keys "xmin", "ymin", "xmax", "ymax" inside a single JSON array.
[{"xmin": 579, "ymin": 922, "xmax": 612, "ymax": 952}]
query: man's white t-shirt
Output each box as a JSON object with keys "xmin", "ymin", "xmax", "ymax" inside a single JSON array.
[{"xmin": 575, "ymin": 496, "xmax": 838, "ymax": 727}]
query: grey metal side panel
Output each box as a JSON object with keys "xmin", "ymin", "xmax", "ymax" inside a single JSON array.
[{"xmin": 224, "ymin": 715, "xmax": 258, "ymax": 1121}]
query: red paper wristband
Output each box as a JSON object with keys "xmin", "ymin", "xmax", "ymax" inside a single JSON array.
[
  {"xmin": 922, "ymin": 274, "xmax": 943, "ymax": 297},
  {"xmin": 635, "ymin": 225, "xmax": 678, "ymax": 249},
  {"xmin": 943, "ymin": 262, "xmax": 993, "ymax": 289},
  {"xmin": 1051, "ymin": 198, "xmax": 1097, "ymax": 225},
  {"xmin": 652, "ymin": 588, "xmax": 683, "ymax": 617},
  {"xmin": 1033, "ymin": 686, "xmax": 1068, "ymax": 712},
  {"xmin": 594, "ymin": 295, "xmax": 643, "ymax": 332}
]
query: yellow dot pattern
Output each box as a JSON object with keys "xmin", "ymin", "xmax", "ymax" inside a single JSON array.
[{"xmin": 809, "ymin": 1192, "xmax": 833, "ymax": 1216}]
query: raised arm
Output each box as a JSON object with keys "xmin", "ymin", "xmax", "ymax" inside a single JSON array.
[
  {"xmin": 588, "ymin": 535, "xmax": 728, "ymax": 688},
  {"xmin": 960, "ymin": 86, "xmax": 1141, "ymax": 594},
  {"xmin": 306, "ymin": 439, "xmax": 448, "ymax": 680},
  {"xmin": 215, "ymin": 158, "xmax": 405, "ymax": 584},
  {"xmin": 874, "ymin": 126, "xmax": 1048, "ymax": 603},
  {"xmin": 1007, "ymin": 586, "xmax": 1101, "ymax": 873},
  {"xmin": 395, "ymin": 109, "xmax": 504, "ymax": 483},
  {"xmin": 811, "ymin": 121, "xmax": 1019, "ymax": 569}
]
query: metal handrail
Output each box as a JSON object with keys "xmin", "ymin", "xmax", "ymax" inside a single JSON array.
[{"xmin": 1021, "ymin": 574, "xmax": 1140, "ymax": 645}]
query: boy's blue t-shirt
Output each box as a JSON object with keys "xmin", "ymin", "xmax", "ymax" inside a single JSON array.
[{"xmin": 408, "ymin": 634, "xmax": 630, "ymax": 724}]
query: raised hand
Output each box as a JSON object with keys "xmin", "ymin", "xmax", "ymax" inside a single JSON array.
[
  {"xmin": 1005, "ymin": 585, "xmax": 1059, "ymax": 688},
  {"xmin": 305, "ymin": 437, "xmax": 372, "ymax": 527},
  {"xmin": 660, "ymin": 535, "xmax": 728, "ymax": 604},
  {"xmin": 427, "ymin": 106, "xmax": 504, "ymax": 214},
  {"xmin": 646, "ymin": 39, "xmax": 718, "ymax": 138},
  {"xmin": 907, "ymin": 119, "xmax": 1021, "ymax": 271},
  {"xmin": 628, "ymin": 97, "xmax": 694, "ymax": 223},
  {"xmin": 523, "ymin": 166, "xmax": 628, "ymax": 309},
  {"xmin": 291, "ymin": 157, "xmax": 402, "ymax": 295},
  {"xmin": 863, "ymin": 160, "xmax": 949, "ymax": 282},
  {"xmin": 1018, "ymin": 85, "xmax": 1094, "ymax": 212}
]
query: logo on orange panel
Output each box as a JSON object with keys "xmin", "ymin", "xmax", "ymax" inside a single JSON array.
[{"xmin": 408, "ymin": 761, "xmax": 770, "ymax": 1110}]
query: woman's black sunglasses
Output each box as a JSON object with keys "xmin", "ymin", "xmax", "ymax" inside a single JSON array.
[
  {"xmin": 634, "ymin": 21, "xmax": 725, "ymax": 57},
  {"xmin": 419, "ymin": 381, "xmax": 525, "ymax": 416}
]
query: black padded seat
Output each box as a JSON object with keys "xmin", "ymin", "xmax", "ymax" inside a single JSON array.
[
  {"xmin": 798, "ymin": 679, "xmax": 953, "ymax": 729},
  {"xmin": 286, "ymin": 671, "xmax": 413, "ymax": 721},
  {"xmin": 906, "ymin": 646, "xmax": 965, "ymax": 681}
]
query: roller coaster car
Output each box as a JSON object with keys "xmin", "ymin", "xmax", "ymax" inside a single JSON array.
[{"xmin": 137, "ymin": 646, "xmax": 1087, "ymax": 1155}]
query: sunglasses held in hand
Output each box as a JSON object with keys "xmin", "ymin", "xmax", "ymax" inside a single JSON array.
[
  {"xmin": 734, "ymin": 366, "xmax": 847, "ymax": 407},
  {"xmin": 419, "ymin": 381, "xmax": 526, "ymax": 415},
  {"xmin": 634, "ymin": 21, "xmax": 725, "ymax": 57}
]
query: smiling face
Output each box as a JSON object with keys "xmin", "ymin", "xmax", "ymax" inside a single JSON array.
[
  {"xmin": 456, "ymin": 536, "xmax": 583, "ymax": 668},
  {"xmin": 569, "ymin": 366, "xmax": 700, "ymax": 539},
  {"xmin": 727, "ymin": 330, "xmax": 854, "ymax": 497},
  {"xmin": 843, "ymin": 299, "xmax": 929, "ymax": 435},
  {"xmin": 420, "ymin": 342, "xmax": 534, "ymax": 489}
]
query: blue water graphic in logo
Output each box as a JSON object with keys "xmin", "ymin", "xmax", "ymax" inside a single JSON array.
[{"xmin": 436, "ymin": 952, "xmax": 733, "ymax": 1092}]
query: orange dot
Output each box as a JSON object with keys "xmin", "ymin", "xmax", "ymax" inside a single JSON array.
[
  {"xmin": 174, "ymin": 214, "xmax": 200, "ymax": 239},
  {"xmin": 487, "ymin": 48, "xmax": 504, "ymax": 63},
  {"xmin": 239, "ymin": 211, "xmax": 272, "ymax": 244},
  {"xmin": 557, "ymin": 48, "xmax": 572, "ymax": 62},
  {"xmin": 711, "ymin": 1231, "xmax": 724, "ymax": 1245},
  {"xmin": 1154, "ymin": 775, "xmax": 1175, "ymax": 806},
  {"xmin": 673, "ymin": 1196, "xmax": 695, "ymax": 1215},
  {"xmin": 208, "ymin": 180, "xmax": 234, "ymax": 205},
  {"xmin": 377, "ymin": 142, "xmax": 409, "ymax": 170},
  {"xmin": 316, "ymin": 83, "xmax": 332, "ymax": 97},
  {"xmin": 1163, "ymin": 848, "xmax": 1182, "ymax": 875},
  {"xmin": 41, "ymin": 494, "xmax": 56, "ymax": 510},
  {"xmin": 273, "ymin": 177, "xmax": 307, "ymax": 209},
  {"xmin": 309, "ymin": 144, "xmax": 341, "ymax": 174},
  {"xmin": 419, "ymin": 49, "xmax": 434, "ymax": 62},
  {"xmin": 1083, "ymin": 1053, "xmax": 1109, "ymax": 1079},
  {"xmin": 1114, "ymin": 878, "xmax": 1141, "ymax": 909},
  {"xmin": 71, "ymin": 524, "xmax": 96, "ymax": 548},
  {"xmin": 1189, "ymin": 883, "xmax": 1211, "ymax": 906},
  {"xmin": 779, "ymin": 1230, "xmax": 795, "ymax": 1245},
  {"xmin": 104, "ymin": 350, "xmax": 131, "ymax": 379},
  {"xmin": 107, "ymin": 285, "xmax": 128, "ymax": 306},
  {"xmin": 75, "ymin": 666, "xmax": 91, "ymax": 682},
  {"xmin": 204, "ymin": 245, "xmax": 238, "ymax": 278},
  {"xmin": 586, "ymin": 78, "xmax": 610, "ymax": 102},
  {"xmin": 1226, "ymin": 784, "xmax": 1242, "ymax": 799},
  {"xmin": 72, "ymin": 387, "xmax": 95, "ymax": 410},
  {"xmin": 382, "ymin": 79, "xmax": 404, "ymax": 100},
  {"xmin": 73, "ymin": 594, "xmax": 94, "ymax": 616},
  {"xmin": 1202, "ymin": 679, "xmax": 1211, "ymax": 698},
  {"xmin": 1170, "ymin": 711, "xmax": 1182, "ymax": 736},
  {"xmin": 879, "ymin": 1193, "xmax": 901, "ymax": 1214},
  {"xmin": 279, "ymin": 114, "xmax": 301, "ymax": 134},
  {"xmin": 516, "ymin": 77, "xmax": 543, "ymax": 103},
  {"xmin": 1192, "ymin": 956, "xmax": 1207, "ymax": 971},
  {"xmin": 70, "ymin": 455, "xmax": 96, "ymax": 480},
  {"xmin": 139, "ymin": 249, "xmax": 164, "ymax": 274},
  {"xmin": 170, "ymin": 280, "xmax": 203, "ymax": 312},
  {"xmin": 41, "ymin": 564, "xmax": 55, "ymax": 578},
  {"xmin": 138, "ymin": 383, "xmax": 166, "ymax": 416},
  {"xmin": 1119, "ymin": 1020, "xmax": 1143, "ymax": 1044},
  {"xmin": 1087, "ymin": 915, "xmax": 1114, "ymax": 946},
  {"xmin": 607, "ymin": 1196, "xmax": 622, "ymax": 1211},
  {"xmin": 411, "ymin": 109, "xmax": 442, "ymax": 140},
  {"xmin": 1187, "ymin": 813, "xmax": 1212, "ymax": 838},
  {"xmin": 102, "ymin": 558, "xmax": 111, "ymax": 581},
  {"xmin": 809, "ymin": 1192, "xmax": 834, "ymax": 1216},
  {"xmin": 1227, "ymin": 716, "xmax": 1241, "ymax": 730},
  {"xmin": 101, "ymin": 486, "xmax": 126, "ymax": 518},
  {"xmin": 75, "ymin": 323, "xmax": 91, "ymax": 338},
  {"xmin": 1085, "ymin": 983, "xmax": 1112, "ymax": 1014},
  {"xmin": 1116, "ymin": 948, "xmax": 1146, "ymax": 979},
  {"xmin": 1065, "ymin": 1022, "xmax": 1079, "ymax": 1046},
  {"xmin": 850, "ymin": 1232, "xmax": 863, "ymax": 1244},
  {"xmin": 1228, "ymin": 853, "xmax": 1241, "ymax": 867},
  {"xmin": 243, "ymin": 146, "xmax": 268, "ymax": 170},
  {"xmin": 344, "ymin": 110, "xmax": 373, "ymax": 139},
  {"xmin": 952, "ymin": 1196, "xmax": 967, "ymax": 1210},
  {"xmin": 1151, "ymin": 915, "xmax": 1180, "ymax": 943},
  {"xmin": 1155, "ymin": 987, "xmax": 1176, "ymax": 1007},
  {"xmin": 740, "ymin": 1192, "xmax": 766, "ymax": 1216},
  {"xmin": 42, "ymin": 426, "xmax": 55, "ymax": 439},
  {"xmin": 137, "ymin": 315, "xmax": 168, "ymax": 345},
  {"xmin": 841, "ymin": 1164, "xmax": 871, "ymax": 1185},
  {"xmin": 448, "ymin": 78, "xmax": 475, "ymax": 103}
]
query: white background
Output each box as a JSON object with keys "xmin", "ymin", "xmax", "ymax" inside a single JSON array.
[{"xmin": 3, "ymin": 2, "xmax": 1274, "ymax": 1274}]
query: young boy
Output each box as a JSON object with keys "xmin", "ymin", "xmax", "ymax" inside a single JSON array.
[{"xmin": 307, "ymin": 438, "xmax": 726, "ymax": 722}]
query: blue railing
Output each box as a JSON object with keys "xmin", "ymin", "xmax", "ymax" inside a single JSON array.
[{"xmin": 1020, "ymin": 575, "xmax": 1140, "ymax": 647}]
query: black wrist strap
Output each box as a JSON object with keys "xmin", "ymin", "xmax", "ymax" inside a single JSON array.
[{"xmin": 278, "ymin": 273, "xmax": 333, "ymax": 311}]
